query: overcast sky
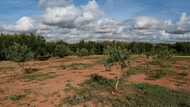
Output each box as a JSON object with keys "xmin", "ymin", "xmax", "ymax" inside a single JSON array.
[{"xmin": 0, "ymin": 0, "xmax": 190, "ymax": 43}]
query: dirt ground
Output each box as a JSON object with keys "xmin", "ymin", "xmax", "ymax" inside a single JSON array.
[{"xmin": 0, "ymin": 55, "xmax": 190, "ymax": 107}]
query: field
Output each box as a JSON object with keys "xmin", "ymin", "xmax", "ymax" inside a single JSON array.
[{"xmin": 0, "ymin": 55, "xmax": 190, "ymax": 107}]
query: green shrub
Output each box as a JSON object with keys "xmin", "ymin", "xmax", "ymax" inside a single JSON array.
[
  {"xmin": 54, "ymin": 44, "xmax": 72, "ymax": 58},
  {"xmin": 8, "ymin": 94, "xmax": 26, "ymax": 101},
  {"xmin": 6, "ymin": 44, "xmax": 34, "ymax": 62},
  {"xmin": 23, "ymin": 72, "xmax": 55, "ymax": 81},
  {"xmin": 147, "ymin": 67, "xmax": 173, "ymax": 80},
  {"xmin": 62, "ymin": 63, "xmax": 91, "ymax": 70},
  {"xmin": 85, "ymin": 74, "xmax": 115, "ymax": 88},
  {"xmin": 77, "ymin": 48, "xmax": 89, "ymax": 56},
  {"xmin": 127, "ymin": 66, "xmax": 146, "ymax": 76}
]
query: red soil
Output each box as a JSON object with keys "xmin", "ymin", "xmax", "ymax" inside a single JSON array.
[
  {"xmin": 0, "ymin": 56, "xmax": 120, "ymax": 107},
  {"xmin": 0, "ymin": 56, "xmax": 189, "ymax": 107}
]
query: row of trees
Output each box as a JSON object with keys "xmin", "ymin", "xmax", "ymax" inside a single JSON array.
[{"xmin": 0, "ymin": 33, "xmax": 190, "ymax": 62}]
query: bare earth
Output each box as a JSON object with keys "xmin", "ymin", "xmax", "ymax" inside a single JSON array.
[{"xmin": 0, "ymin": 55, "xmax": 190, "ymax": 107}]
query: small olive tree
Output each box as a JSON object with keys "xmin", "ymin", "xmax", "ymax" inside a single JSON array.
[
  {"xmin": 144, "ymin": 48, "xmax": 155, "ymax": 72},
  {"xmin": 54, "ymin": 44, "xmax": 72, "ymax": 58},
  {"xmin": 156, "ymin": 48, "xmax": 175, "ymax": 60},
  {"xmin": 104, "ymin": 47, "xmax": 129, "ymax": 90},
  {"xmin": 77, "ymin": 48, "xmax": 89, "ymax": 56},
  {"xmin": 6, "ymin": 43, "xmax": 34, "ymax": 72},
  {"xmin": 150, "ymin": 46, "xmax": 175, "ymax": 65}
]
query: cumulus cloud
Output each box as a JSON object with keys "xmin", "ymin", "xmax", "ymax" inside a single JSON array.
[
  {"xmin": 165, "ymin": 13, "xmax": 190, "ymax": 34},
  {"xmin": 39, "ymin": 0, "xmax": 73, "ymax": 9},
  {"xmin": 43, "ymin": 5, "xmax": 81, "ymax": 27},
  {"xmin": 15, "ymin": 17, "xmax": 35, "ymax": 32},
  {"xmin": 177, "ymin": 13, "xmax": 190, "ymax": 32},
  {"xmin": 2, "ymin": 16, "xmax": 35, "ymax": 33},
  {"xmin": 43, "ymin": 0, "xmax": 103, "ymax": 28},
  {"xmin": 134, "ymin": 16, "xmax": 162, "ymax": 29},
  {"xmin": 133, "ymin": 13, "xmax": 190, "ymax": 35}
]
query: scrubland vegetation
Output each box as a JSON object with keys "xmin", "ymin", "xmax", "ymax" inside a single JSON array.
[
  {"xmin": 0, "ymin": 33, "xmax": 190, "ymax": 62},
  {"xmin": 0, "ymin": 34, "xmax": 190, "ymax": 107}
]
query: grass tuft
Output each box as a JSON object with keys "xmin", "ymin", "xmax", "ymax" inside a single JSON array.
[
  {"xmin": 147, "ymin": 68, "xmax": 172, "ymax": 80},
  {"xmin": 7, "ymin": 94, "xmax": 26, "ymax": 101},
  {"xmin": 23, "ymin": 72, "xmax": 55, "ymax": 81},
  {"xmin": 61, "ymin": 63, "xmax": 92, "ymax": 70},
  {"xmin": 84, "ymin": 74, "xmax": 115, "ymax": 88}
]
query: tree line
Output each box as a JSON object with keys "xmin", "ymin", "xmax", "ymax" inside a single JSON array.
[{"xmin": 0, "ymin": 33, "xmax": 190, "ymax": 62}]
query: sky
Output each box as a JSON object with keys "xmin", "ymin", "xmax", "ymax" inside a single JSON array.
[
  {"xmin": 0, "ymin": 0, "xmax": 41, "ymax": 24},
  {"xmin": 0, "ymin": 0, "xmax": 190, "ymax": 43}
]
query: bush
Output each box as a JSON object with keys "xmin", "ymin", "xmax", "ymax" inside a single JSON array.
[
  {"xmin": 154, "ymin": 46, "xmax": 175, "ymax": 60},
  {"xmin": 54, "ymin": 45, "xmax": 72, "ymax": 58},
  {"xmin": 6, "ymin": 44, "xmax": 34, "ymax": 62},
  {"xmin": 77, "ymin": 48, "xmax": 89, "ymax": 56}
]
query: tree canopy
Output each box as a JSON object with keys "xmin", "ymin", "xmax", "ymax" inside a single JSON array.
[{"xmin": 0, "ymin": 33, "xmax": 190, "ymax": 61}]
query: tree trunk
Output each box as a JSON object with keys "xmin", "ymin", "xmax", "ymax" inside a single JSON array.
[{"xmin": 115, "ymin": 79, "xmax": 120, "ymax": 91}]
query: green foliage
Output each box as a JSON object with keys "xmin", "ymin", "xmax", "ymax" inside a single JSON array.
[
  {"xmin": 84, "ymin": 74, "xmax": 115, "ymax": 89},
  {"xmin": 77, "ymin": 48, "xmax": 89, "ymax": 56},
  {"xmin": 0, "ymin": 34, "xmax": 190, "ymax": 62},
  {"xmin": 104, "ymin": 47, "xmax": 129, "ymax": 70},
  {"xmin": 132, "ymin": 83, "xmax": 190, "ymax": 107},
  {"xmin": 154, "ymin": 46, "xmax": 175, "ymax": 60},
  {"xmin": 62, "ymin": 63, "xmax": 92, "ymax": 70},
  {"xmin": 54, "ymin": 44, "xmax": 72, "ymax": 58},
  {"xmin": 62, "ymin": 75, "xmax": 115, "ymax": 106},
  {"xmin": 6, "ymin": 44, "xmax": 34, "ymax": 62},
  {"xmin": 8, "ymin": 94, "xmax": 26, "ymax": 101},
  {"xmin": 174, "ymin": 42, "xmax": 190, "ymax": 56},
  {"xmin": 147, "ymin": 68, "xmax": 171, "ymax": 80},
  {"xmin": 127, "ymin": 65, "xmax": 146, "ymax": 76},
  {"xmin": 23, "ymin": 72, "xmax": 55, "ymax": 81},
  {"xmin": 0, "ymin": 34, "xmax": 46, "ymax": 61}
]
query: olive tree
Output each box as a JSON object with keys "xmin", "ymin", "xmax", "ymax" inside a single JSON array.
[
  {"xmin": 104, "ymin": 47, "xmax": 129, "ymax": 90},
  {"xmin": 150, "ymin": 46, "xmax": 175, "ymax": 65},
  {"xmin": 156, "ymin": 48, "xmax": 175, "ymax": 60},
  {"xmin": 6, "ymin": 43, "xmax": 34, "ymax": 72},
  {"xmin": 144, "ymin": 48, "xmax": 155, "ymax": 72},
  {"xmin": 54, "ymin": 44, "xmax": 72, "ymax": 58},
  {"xmin": 76, "ymin": 48, "xmax": 89, "ymax": 56}
]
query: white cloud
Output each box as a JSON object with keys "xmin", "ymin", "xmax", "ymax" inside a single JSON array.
[
  {"xmin": 39, "ymin": 0, "xmax": 73, "ymax": 9},
  {"xmin": 134, "ymin": 16, "xmax": 162, "ymax": 29},
  {"xmin": 133, "ymin": 13, "xmax": 190, "ymax": 35},
  {"xmin": 178, "ymin": 12, "xmax": 190, "ymax": 25},
  {"xmin": 165, "ymin": 13, "xmax": 190, "ymax": 34},
  {"xmin": 75, "ymin": 0, "xmax": 103, "ymax": 26},
  {"xmin": 2, "ymin": 16, "xmax": 35, "ymax": 33},
  {"xmin": 15, "ymin": 17, "xmax": 35, "ymax": 32},
  {"xmin": 177, "ymin": 12, "xmax": 190, "ymax": 32},
  {"xmin": 43, "ymin": 0, "xmax": 103, "ymax": 28},
  {"xmin": 43, "ymin": 5, "xmax": 81, "ymax": 27}
]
